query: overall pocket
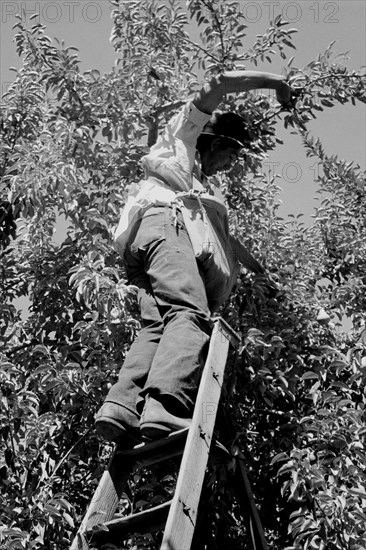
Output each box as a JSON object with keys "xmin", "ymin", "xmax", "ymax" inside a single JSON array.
[{"xmin": 128, "ymin": 206, "xmax": 168, "ymax": 254}]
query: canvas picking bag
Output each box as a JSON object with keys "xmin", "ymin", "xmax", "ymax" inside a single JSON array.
[{"xmin": 175, "ymin": 191, "xmax": 240, "ymax": 310}]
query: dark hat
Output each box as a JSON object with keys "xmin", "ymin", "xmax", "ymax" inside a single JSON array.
[{"xmin": 201, "ymin": 111, "xmax": 251, "ymax": 149}]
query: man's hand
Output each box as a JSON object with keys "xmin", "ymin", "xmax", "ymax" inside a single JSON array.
[
  {"xmin": 254, "ymin": 272, "xmax": 280, "ymax": 299},
  {"xmin": 276, "ymin": 79, "xmax": 293, "ymax": 109}
]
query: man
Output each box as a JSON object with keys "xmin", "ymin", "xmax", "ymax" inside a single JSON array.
[{"xmin": 95, "ymin": 71, "xmax": 292, "ymax": 445}]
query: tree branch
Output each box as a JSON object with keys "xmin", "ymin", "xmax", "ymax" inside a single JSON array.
[{"xmin": 179, "ymin": 35, "xmax": 221, "ymax": 64}]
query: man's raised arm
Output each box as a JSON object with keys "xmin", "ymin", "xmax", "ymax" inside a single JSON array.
[{"xmin": 193, "ymin": 70, "xmax": 292, "ymax": 114}]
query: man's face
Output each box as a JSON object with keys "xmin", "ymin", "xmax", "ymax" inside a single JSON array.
[{"xmin": 201, "ymin": 139, "xmax": 240, "ymax": 177}]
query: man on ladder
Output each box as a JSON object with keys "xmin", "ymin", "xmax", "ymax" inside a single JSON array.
[{"xmin": 95, "ymin": 70, "xmax": 292, "ymax": 446}]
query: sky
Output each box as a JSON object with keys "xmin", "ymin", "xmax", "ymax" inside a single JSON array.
[{"xmin": 1, "ymin": 0, "xmax": 365, "ymax": 225}]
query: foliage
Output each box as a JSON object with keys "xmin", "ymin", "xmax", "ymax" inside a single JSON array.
[{"xmin": 0, "ymin": 1, "xmax": 365, "ymax": 548}]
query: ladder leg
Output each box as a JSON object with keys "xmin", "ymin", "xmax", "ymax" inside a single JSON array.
[
  {"xmin": 160, "ymin": 318, "xmax": 235, "ymax": 550},
  {"xmin": 235, "ymin": 454, "xmax": 269, "ymax": 550},
  {"xmin": 220, "ymin": 393, "xmax": 269, "ymax": 550}
]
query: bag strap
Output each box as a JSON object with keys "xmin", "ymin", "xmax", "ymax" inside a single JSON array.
[{"xmin": 175, "ymin": 190, "xmax": 208, "ymax": 226}]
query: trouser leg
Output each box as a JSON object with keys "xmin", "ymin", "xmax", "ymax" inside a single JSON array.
[
  {"xmin": 133, "ymin": 207, "xmax": 211, "ymax": 414},
  {"xmin": 105, "ymin": 285, "xmax": 163, "ymax": 413}
]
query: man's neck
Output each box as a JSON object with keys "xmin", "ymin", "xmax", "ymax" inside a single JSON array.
[{"xmin": 194, "ymin": 152, "xmax": 209, "ymax": 185}]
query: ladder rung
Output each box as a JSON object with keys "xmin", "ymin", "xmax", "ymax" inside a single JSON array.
[
  {"xmin": 87, "ymin": 499, "xmax": 172, "ymax": 543},
  {"xmin": 116, "ymin": 427, "xmax": 189, "ymax": 468},
  {"xmin": 117, "ymin": 429, "xmax": 229, "ymax": 469},
  {"xmin": 211, "ymin": 316, "xmax": 241, "ymax": 349}
]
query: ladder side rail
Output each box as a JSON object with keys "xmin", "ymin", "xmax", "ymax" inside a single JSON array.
[
  {"xmin": 160, "ymin": 319, "xmax": 231, "ymax": 550},
  {"xmin": 70, "ymin": 455, "xmax": 133, "ymax": 550},
  {"xmin": 69, "ymin": 532, "xmax": 90, "ymax": 550}
]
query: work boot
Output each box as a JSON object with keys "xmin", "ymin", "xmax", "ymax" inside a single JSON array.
[
  {"xmin": 95, "ymin": 401, "xmax": 141, "ymax": 446},
  {"xmin": 140, "ymin": 395, "xmax": 191, "ymax": 440}
]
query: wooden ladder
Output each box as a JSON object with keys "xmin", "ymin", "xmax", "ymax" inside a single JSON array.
[{"xmin": 70, "ymin": 317, "xmax": 268, "ymax": 550}]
